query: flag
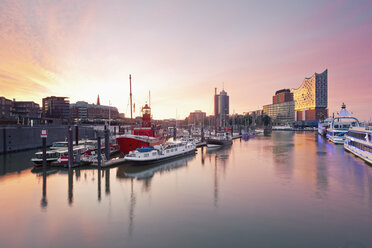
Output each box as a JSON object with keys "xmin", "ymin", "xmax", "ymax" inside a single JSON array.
[{"xmin": 133, "ymin": 103, "xmax": 135, "ymax": 113}]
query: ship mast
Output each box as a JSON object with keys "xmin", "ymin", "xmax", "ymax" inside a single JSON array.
[
  {"xmin": 130, "ymin": 74, "xmax": 133, "ymax": 133},
  {"xmin": 214, "ymin": 87, "xmax": 217, "ymax": 134}
]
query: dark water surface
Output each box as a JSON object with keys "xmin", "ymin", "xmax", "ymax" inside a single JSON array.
[{"xmin": 1, "ymin": 132, "xmax": 372, "ymax": 248}]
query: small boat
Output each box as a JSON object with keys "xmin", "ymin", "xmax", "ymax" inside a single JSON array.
[
  {"xmin": 56, "ymin": 146, "xmax": 90, "ymax": 165},
  {"xmin": 318, "ymin": 118, "xmax": 332, "ymax": 136},
  {"xmin": 272, "ymin": 124, "xmax": 293, "ymax": 131},
  {"xmin": 125, "ymin": 140, "xmax": 196, "ymax": 165},
  {"xmin": 206, "ymin": 132, "xmax": 233, "ymax": 148},
  {"xmin": 344, "ymin": 126, "xmax": 372, "ymax": 164},
  {"xmin": 327, "ymin": 103, "xmax": 360, "ymax": 144},
  {"xmin": 31, "ymin": 150, "xmax": 59, "ymax": 166},
  {"xmin": 50, "ymin": 141, "xmax": 69, "ymax": 150}
]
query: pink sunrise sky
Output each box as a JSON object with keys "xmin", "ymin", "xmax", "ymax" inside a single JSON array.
[{"xmin": 0, "ymin": 0, "xmax": 371, "ymax": 120}]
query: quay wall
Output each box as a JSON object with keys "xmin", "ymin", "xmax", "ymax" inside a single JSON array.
[{"xmin": 0, "ymin": 126, "xmax": 96, "ymax": 154}]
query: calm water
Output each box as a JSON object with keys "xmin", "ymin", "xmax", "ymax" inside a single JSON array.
[{"xmin": 1, "ymin": 132, "xmax": 372, "ymax": 248}]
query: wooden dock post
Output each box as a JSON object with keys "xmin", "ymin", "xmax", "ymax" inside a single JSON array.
[
  {"xmin": 68, "ymin": 126, "xmax": 73, "ymax": 168},
  {"xmin": 104, "ymin": 126, "xmax": 110, "ymax": 162},
  {"xmin": 97, "ymin": 136, "xmax": 102, "ymax": 169}
]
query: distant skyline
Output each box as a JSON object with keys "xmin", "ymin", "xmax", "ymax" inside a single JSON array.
[{"xmin": 0, "ymin": 0, "xmax": 371, "ymax": 120}]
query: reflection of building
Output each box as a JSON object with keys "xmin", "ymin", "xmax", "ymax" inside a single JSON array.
[
  {"xmin": 188, "ymin": 110, "xmax": 206, "ymax": 125},
  {"xmin": 263, "ymin": 89, "xmax": 295, "ymax": 124},
  {"xmin": 214, "ymin": 89, "xmax": 229, "ymax": 126},
  {"xmin": 42, "ymin": 96, "xmax": 70, "ymax": 122},
  {"xmin": 70, "ymin": 101, "xmax": 119, "ymax": 122},
  {"xmin": 291, "ymin": 69, "xmax": 328, "ymax": 121}
]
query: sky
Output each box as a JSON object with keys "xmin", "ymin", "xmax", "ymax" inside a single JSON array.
[{"xmin": 0, "ymin": 0, "xmax": 371, "ymax": 120}]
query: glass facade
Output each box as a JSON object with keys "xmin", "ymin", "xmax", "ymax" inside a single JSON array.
[
  {"xmin": 291, "ymin": 69, "xmax": 327, "ymax": 111},
  {"xmin": 263, "ymin": 101, "xmax": 295, "ymax": 124},
  {"xmin": 291, "ymin": 69, "xmax": 328, "ymax": 121}
]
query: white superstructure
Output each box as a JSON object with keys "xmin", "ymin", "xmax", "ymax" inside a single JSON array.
[
  {"xmin": 125, "ymin": 140, "xmax": 196, "ymax": 164},
  {"xmin": 344, "ymin": 126, "xmax": 372, "ymax": 164},
  {"xmin": 326, "ymin": 103, "xmax": 360, "ymax": 144}
]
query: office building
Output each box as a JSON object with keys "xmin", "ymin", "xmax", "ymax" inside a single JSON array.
[
  {"xmin": 42, "ymin": 96, "xmax": 70, "ymax": 122},
  {"xmin": 12, "ymin": 100, "xmax": 41, "ymax": 124},
  {"xmin": 0, "ymin": 97, "xmax": 13, "ymax": 121},
  {"xmin": 273, "ymin": 89, "xmax": 293, "ymax": 104},
  {"xmin": 263, "ymin": 89, "xmax": 295, "ymax": 124},
  {"xmin": 70, "ymin": 101, "xmax": 119, "ymax": 122},
  {"xmin": 188, "ymin": 110, "xmax": 206, "ymax": 125}
]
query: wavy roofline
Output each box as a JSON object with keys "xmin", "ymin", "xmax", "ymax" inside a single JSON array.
[{"xmin": 291, "ymin": 69, "xmax": 327, "ymax": 91}]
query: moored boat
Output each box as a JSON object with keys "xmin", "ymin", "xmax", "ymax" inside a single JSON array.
[
  {"xmin": 272, "ymin": 124, "xmax": 293, "ymax": 131},
  {"xmin": 206, "ymin": 132, "xmax": 233, "ymax": 148},
  {"xmin": 125, "ymin": 140, "xmax": 196, "ymax": 165},
  {"xmin": 116, "ymin": 76, "xmax": 165, "ymax": 155},
  {"xmin": 318, "ymin": 118, "xmax": 332, "ymax": 136},
  {"xmin": 344, "ymin": 126, "xmax": 372, "ymax": 164},
  {"xmin": 326, "ymin": 103, "xmax": 360, "ymax": 144},
  {"xmin": 31, "ymin": 151, "xmax": 59, "ymax": 166}
]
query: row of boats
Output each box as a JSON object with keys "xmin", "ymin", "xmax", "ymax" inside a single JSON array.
[
  {"xmin": 318, "ymin": 103, "xmax": 372, "ymax": 164},
  {"xmin": 31, "ymin": 104, "xmax": 238, "ymax": 167}
]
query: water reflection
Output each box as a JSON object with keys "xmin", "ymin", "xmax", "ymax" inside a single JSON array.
[
  {"xmin": 315, "ymin": 135, "xmax": 329, "ymax": 199},
  {"xmin": 1, "ymin": 133, "xmax": 372, "ymax": 247},
  {"xmin": 129, "ymin": 179, "xmax": 136, "ymax": 236},
  {"xmin": 270, "ymin": 132, "xmax": 295, "ymax": 182},
  {"xmin": 0, "ymin": 149, "xmax": 35, "ymax": 176},
  {"xmin": 41, "ymin": 168, "xmax": 47, "ymax": 209},
  {"xmin": 68, "ymin": 168, "xmax": 73, "ymax": 205},
  {"xmin": 207, "ymin": 145, "xmax": 232, "ymax": 207},
  {"xmin": 120, "ymin": 154, "xmax": 195, "ymax": 180}
]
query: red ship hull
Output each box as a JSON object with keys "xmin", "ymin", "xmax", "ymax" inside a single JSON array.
[{"xmin": 116, "ymin": 135, "xmax": 165, "ymax": 155}]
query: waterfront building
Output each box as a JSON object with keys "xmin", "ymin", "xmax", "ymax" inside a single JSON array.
[
  {"xmin": 214, "ymin": 89, "xmax": 229, "ymax": 127},
  {"xmin": 273, "ymin": 89, "xmax": 293, "ymax": 104},
  {"xmin": 263, "ymin": 89, "xmax": 295, "ymax": 125},
  {"xmin": 291, "ymin": 69, "xmax": 328, "ymax": 121},
  {"xmin": 188, "ymin": 110, "xmax": 206, "ymax": 126},
  {"xmin": 0, "ymin": 97, "xmax": 13, "ymax": 122},
  {"xmin": 243, "ymin": 110, "xmax": 263, "ymax": 119},
  {"xmin": 11, "ymin": 100, "xmax": 41, "ymax": 125},
  {"xmin": 42, "ymin": 96, "xmax": 70, "ymax": 123},
  {"xmin": 70, "ymin": 101, "xmax": 119, "ymax": 122},
  {"xmin": 263, "ymin": 101, "xmax": 295, "ymax": 125}
]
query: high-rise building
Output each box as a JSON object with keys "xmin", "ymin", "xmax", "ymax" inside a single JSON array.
[
  {"xmin": 214, "ymin": 89, "xmax": 229, "ymax": 126},
  {"xmin": 291, "ymin": 69, "xmax": 328, "ymax": 121},
  {"xmin": 42, "ymin": 96, "xmax": 70, "ymax": 122}
]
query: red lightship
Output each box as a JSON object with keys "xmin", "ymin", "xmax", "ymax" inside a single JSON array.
[{"xmin": 116, "ymin": 75, "xmax": 165, "ymax": 155}]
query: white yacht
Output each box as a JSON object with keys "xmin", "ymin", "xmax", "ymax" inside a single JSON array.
[
  {"xmin": 344, "ymin": 126, "xmax": 372, "ymax": 164},
  {"xmin": 326, "ymin": 103, "xmax": 360, "ymax": 144},
  {"xmin": 206, "ymin": 132, "xmax": 233, "ymax": 148},
  {"xmin": 272, "ymin": 124, "xmax": 293, "ymax": 131},
  {"xmin": 125, "ymin": 140, "xmax": 196, "ymax": 164},
  {"xmin": 318, "ymin": 118, "xmax": 332, "ymax": 136}
]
